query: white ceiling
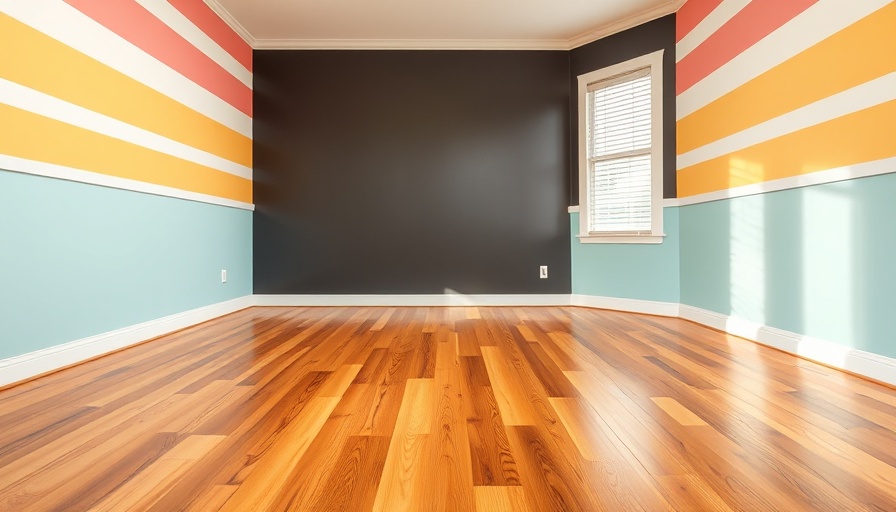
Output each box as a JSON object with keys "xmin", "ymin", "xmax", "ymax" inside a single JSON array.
[{"xmin": 208, "ymin": 0, "xmax": 682, "ymax": 50}]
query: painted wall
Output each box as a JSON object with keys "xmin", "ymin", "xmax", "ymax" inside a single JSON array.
[
  {"xmin": 568, "ymin": 15, "xmax": 680, "ymax": 302},
  {"xmin": 677, "ymin": 0, "xmax": 896, "ymax": 358},
  {"xmin": 0, "ymin": 1, "xmax": 253, "ymax": 360},
  {"xmin": 0, "ymin": 172, "xmax": 252, "ymax": 360},
  {"xmin": 571, "ymin": 208, "xmax": 680, "ymax": 303},
  {"xmin": 253, "ymin": 50, "xmax": 571, "ymax": 294}
]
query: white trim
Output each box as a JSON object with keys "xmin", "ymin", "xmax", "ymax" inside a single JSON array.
[
  {"xmin": 675, "ymin": 157, "xmax": 896, "ymax": 207},
  {"xmin": 3, "ymin": 292, "xmax": 892, "ymax": 389},
  {"xmin": 677, "ymin": 0, "xmax": 892, "ymax": 120},
  {"xmin": 0, "ymin": 158, "xmax": 255, "ymax": 211},
  {"xmin": 254, "ymin": 38, "xmax": 571, "ymax": 51},
  {"xmin": 678, "ymin": 73, "xmax": 896, "ymax": 170},
  {"xmin": 568, "ymin": 0, "xmax": 684, "ymax": 50},
  {"xmin": 0, "ymin": 295, "xmax": 255, "ymax": 388},
  {"xmin": 0, "ymin": 79, "xmax": 253, "ymax": 180},
  {"xmin": 577, "ymin": 49, "xmax": 664, "ymax": 244},
  {"xmin": 675, "ymin": 0, "xmax": 750, "ymax": 62},
  {"xmin": 2, "ymin": 0, "xmax": 252, "ymax": 137},
  {"xmin": 679, "ymin": 305, "xmax": 896, "ymax": 387},
  {"xmin": 135, "ymin": 0, "xmax": 252, "ymax": 86},
  {"xmin": 662, "ymin": 198, "xmax": 681, "ymax": 208},
  {"xmin": 204, "ymin": 0, "xmax": 682, "ymax": 51},
  {"xmin": 203, "ymin": 0, "xmax": 257, "ymax": 47},
  {"xmin": 570, "ymin": 200, "xmax": 680, "ymax": 214},
  {"xmin": 570, "ymin": 294, "xmax": 679, "ymax": 317},
  {"xmin": 254, "ymin": 294, "xmax": 572, "ymax": 307},
  {"xmin": 577, "ymin": 234, "xmax": 665, "ymax": 244}
]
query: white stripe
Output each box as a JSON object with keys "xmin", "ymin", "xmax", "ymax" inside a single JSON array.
[
  {"xmin": 678, "ymin": 73, "xmax": 896, "ymax": 169},
  {"xmin": 133, "ymin": 0, "xmax": 252, "ymax": 87},
  {"xmin": 676, "ymin": 0, "xmax": 750, "ymax": 62},
  {"xmin": 0, "ymin": 0, "xmax": 252, "ymax": 137},
  {"xmin": 1, "ymin": 79, "xmax": 252, "ymax": 180},
  {"xmin": 0, "ymin": 156, "xmax": 254, "ymax": 211},
  {"xmin": 676, "ymin": 156, "xmax": 896, "ymax": 206},
  {"xmin": 677, "ymin": 0, "xmax": 892, "ymax": 120}
]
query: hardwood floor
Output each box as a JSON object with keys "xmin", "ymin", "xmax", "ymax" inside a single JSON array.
[{"xmin": 1, "ymin": 306, "xmax": 895, "ymax": 511}]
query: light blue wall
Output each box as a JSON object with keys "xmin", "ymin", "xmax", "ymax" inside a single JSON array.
[
  {"xmin": 680, "ymin": 173, "xmax": 896, "ymax": 359},
  {"xmin": 0, "ymin": 170, "xmax": 252, "ymax": 360},
  {"xmin": 570, "ymin": 207, "xmax": 680, "ymax": 303}
]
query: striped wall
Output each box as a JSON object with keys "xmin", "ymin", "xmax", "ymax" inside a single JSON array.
[
  {"xmin": 676, "ymin": 0, "xmax": 895, "ymax": 202},
  {"xmin": 676, "ymin": 0, "xmax": 896, "ymax": 360},
  {"xmin": 0, "ymin": 2, "xmax": 253, "ymax": 364},
  {"xmin": 0, "ymin": 0, "xmax": 253, "ymax": 209}
]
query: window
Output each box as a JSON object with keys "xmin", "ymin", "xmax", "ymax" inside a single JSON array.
[{"xmin": 577, "ymin": 50, "xmax": 664, "ymax": 244}]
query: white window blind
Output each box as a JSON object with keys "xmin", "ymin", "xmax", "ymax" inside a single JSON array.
[{"xmin": 586, "ymin": 66, "xmax": 652, "ymax": 234}]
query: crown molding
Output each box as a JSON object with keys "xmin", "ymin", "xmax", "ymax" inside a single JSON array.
[
  {"xmin": 253, "ymin": 38, "xmax": 570, "ymax": 51},
  {"xmin": 204, "ymin": 0, "xmax": 257, "ymax": 47},
  {"xmin": 567, "ymin": 0, "xmax": 685, "ymax": 49},
  {"xmin": 203, "ymin": 0, "xmax": 685, "ymax": 51}
]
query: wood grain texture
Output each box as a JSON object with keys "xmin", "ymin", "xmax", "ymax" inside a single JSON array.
[
  {"xmin": 651, "ymin": 397, "xmax": 709, "ymax": 426},
  {"xmin": 473, "ymin": 486, "xmax": 529, "ymax": 512},
  {"xmin": 0, "ymin": 306, "xmax": 894, "ymax": 511}
]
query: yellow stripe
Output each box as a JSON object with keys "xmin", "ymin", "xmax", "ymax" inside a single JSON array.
[
  {"xmin": 0, "ymin": 105, "xmax": 252, "ymax": 203},
  {"xmin": 0, "ymin": 13, "xmax": 251, "ymax": 169},
  {"xmin": 677, "ymin": 100, "xmax": 896, "ymax": 197},
  {"xmin": 677, "ymin": 2, "xmax": 896, "ymax": 155}
]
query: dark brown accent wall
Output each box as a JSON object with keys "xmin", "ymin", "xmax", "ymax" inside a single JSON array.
[
  {"xmin": 569, "ymin": 14, "xmax": 677, "ymax": 203},
  {"xmin": 253, "ymin": 50, "xmax": 572, "ymax": 294}
]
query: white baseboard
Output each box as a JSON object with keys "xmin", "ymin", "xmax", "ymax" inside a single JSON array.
[
  {"xmin": 254, "ymin": 294, "xmax": 572, "ymax": 307},
  {"xmin": 4, "ymin": 293, "xmax": 893, "ymax": 389},
  {"xmin": 679, "ymin": 304, "xmax": 896, "ymax": 387},
  {"xmin": 570, "ymin": 294, "xmax": 679, "ymax": 317},
  {"xmin": 0, "ymin": 295, "xmax": 255, "ymax": 388}
]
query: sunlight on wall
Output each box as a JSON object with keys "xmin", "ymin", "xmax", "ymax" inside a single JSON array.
[
  {"xmin": 729, "ymin": 192, "xmax": 766, "ymax": 324},
  {"xmin": 728, "ymin": 157, "xmax": 765, "ymax": 189},
  {"xmin": 800, "ymin": 184, "xmax": 854, "ymax": 365}
]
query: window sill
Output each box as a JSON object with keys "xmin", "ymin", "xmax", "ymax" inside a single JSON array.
[{"xmin": 576, "ymin": 234, "xmax": 665, "ymax": 245}]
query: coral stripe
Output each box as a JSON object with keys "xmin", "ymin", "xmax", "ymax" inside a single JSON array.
[
  {"xmin": 169, "ymin": 0, "xmax": 252, "ymax": 72},
  {"xmin": 0, "ymin": 13, "xmax": 251, "ymax": 168},
  {"xmin": 678, "ymin": 2, "xmax": 896, "ymax": 155},
  {"xmin": 676, "ymin": 0, "xmax": 724, "ymax": 42},
  {"xmin": 0, "ymin": 105, "xmax": 252, "ymax": 204},
  {"xmin": 676, "ymin": 0, "xmax": 818, "ymax": 95},
  {"xmin": 64, "ymin": 0, "xmax": 252, "ymax": 117},
  {"xmin": 677, "ymin": 100, "xmax": 896, "ymax": 197}
]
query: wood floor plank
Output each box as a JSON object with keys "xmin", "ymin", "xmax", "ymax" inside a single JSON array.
[
  {"xmin": 423, "ymin": 336, "xmax": 476, "ymax": 511},
  {"xmin": 187, "ymin": 485, "xmax": 238, "ymax": 512},
  {"xmin": 473, "ymin": 486, "xmax": 529, "ymax": 512},
  {"xmin": 371, "ymin": 378, "xmax": 435, "ymax": 512},
  {"xmin": 650, "ymin": 396, "xmax": 709, "ymax": 427},
  {"xmin": 88, "ymin": 435, "xmax": 225, "ymax": 512},
  {"xmin": 657, "ymin": 474, "xmax": 736, "ymax": 512},
  {"xmin": 549, "ymin": 397, "xmax": 675, "ymax": 511},
  {"xmin": 371, "ymin": 308, "xmax": 396, "ymax": 332},
  {"xmin": 460, "ymin": 357, "xmax": 520, "ymax": 487},
  {"xmin": 480, "ymin": 346, "xmax": 539, "ymax": 426},
  {"xmin": 507, "ymin": 425, "xmax": 604, "ymax": 512},
  {"xmin": 218, "ymin": 396, "xmax": 341, "ymax": 512},
  {"xmin": 0, "ymin": 306, "xmax": 894, "ymax": 512}
]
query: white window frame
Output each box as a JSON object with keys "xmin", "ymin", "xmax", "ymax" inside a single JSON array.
[{"xmin": 577, "ymin": 49, "xmax": 664, "ymax": 244}]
